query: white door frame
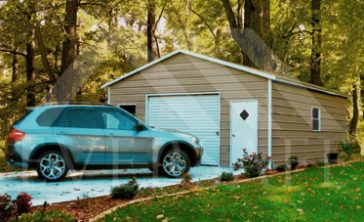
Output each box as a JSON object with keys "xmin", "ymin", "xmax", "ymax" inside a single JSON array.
[
  {"xmin": 145, "ymin": 92, "xmax": 222, "ymax": 166},
  {"xmin": 229, "ymin": 99, "xmax": 259, "ymax": 166}
]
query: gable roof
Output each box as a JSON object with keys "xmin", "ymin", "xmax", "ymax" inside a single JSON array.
[{"xmin": 102, "ymin": 50, "xmax": 347, "ymax": 98}]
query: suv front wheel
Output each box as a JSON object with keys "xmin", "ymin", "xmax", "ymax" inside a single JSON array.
[
  {"xmin": 161, "ymin": 149, "xmax": 190, "ymax": 178},
  {"xmin": 36, "ymin": 150, "xmax": 69, "ymax": 182}
]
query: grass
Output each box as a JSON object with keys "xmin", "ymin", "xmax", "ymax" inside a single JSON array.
[{"xmin": 103, "ymin": 162, "xmax": 364, "ymax": 222}]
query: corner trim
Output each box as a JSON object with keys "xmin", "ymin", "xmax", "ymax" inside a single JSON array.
[
  {"xmin": 107, "ymin": 87, "xmax": 111, "ymax": 104},
  {"xmin": 267, "ymin": 79, "xmax": 273, "ymax": 169}
]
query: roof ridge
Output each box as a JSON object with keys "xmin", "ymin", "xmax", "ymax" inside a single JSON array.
[{"xmin": 102, "ymin": 50, "xmax": 347, "ymax": 98}]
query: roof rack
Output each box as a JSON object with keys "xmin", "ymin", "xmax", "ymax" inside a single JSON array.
[{"xmin": 41, "ymin": 102, "xmax": 112, "ymax": 106}]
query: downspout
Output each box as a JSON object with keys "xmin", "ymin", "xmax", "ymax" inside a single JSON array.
[{"xmin": 267, "ymin": 79, "xmax": 273, "ymax": 169}]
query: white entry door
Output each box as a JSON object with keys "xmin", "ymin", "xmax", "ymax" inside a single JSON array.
[
  {"xmin": 230, "ymin": 100, "xmax": 258, "ymax": 166},
  {"xmin": 147, "ymin": 94, "xmax": 220, "ymax": 165}
]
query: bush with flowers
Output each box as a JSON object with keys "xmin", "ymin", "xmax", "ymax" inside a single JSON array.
[
  {"xmin": 233, "ymin": 148, "xmax": 270, "ymax": 178},
  {"xmin": 16, "ymin": 192, "xmax": 32, "ymax": 214}
]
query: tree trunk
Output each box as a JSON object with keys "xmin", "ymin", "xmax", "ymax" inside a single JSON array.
[
  {"xmin": 222, "ymin": 0, "xmax": 274, "ymax": 71},
  {"xmin": 243, "ymin": 0, "xmax": 273, "ymax": 70},
  {"xmin": 58, "ymin": 0, "xmax": 79, "ymax": 102},
  {"xmin": 26, "ymin": 32, "xmax": 36, "ymax": 107},
  {"xmin": 11, "ymin": 52, "xmax": 18, "ymax": 83},
  {"xmin": 310, "ymin": 0, "xmax": 323, "ymax": 86},
  {"xmin": 11, "ymin": 51, "xmax": 19, "ymax": 102},
  {"xmin": 35, "ymin": 23, "xmax": 57, "ymax": 83},
  {"xmin": 147, "ymin": 0, "xmax": 159, "ymax": 62},
  {"xmin": 349, "ymin": 82, "xmax": 360, "ymax": 137}
]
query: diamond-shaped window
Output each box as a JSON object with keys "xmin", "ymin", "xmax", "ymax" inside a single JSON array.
[{"xmin": 240, "ymin": 109, "xmax": 249, "ymax": 121}]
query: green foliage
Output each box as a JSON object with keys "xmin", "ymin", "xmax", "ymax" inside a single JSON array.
[
  {"xmin": 233, "ymin": 149, "xmax": 269, "ymax": 178},
  {"xmin": 288, "ymin": 156, "xmax": 299, "ymax": 170},
  {"xmin": 0, "ymin": 0, "xmax": 363, "ymax": 161},
  {"xmin": 220, "ymin": 172, "xmax": 234, "ymax": 182},
  {"xmin": 12, "ymin": 211, "xmax": 74, "ymax": 222},
  {"xmin": 104, "ymin": 162, "xmax": 364, "ymax": 222},
  {"xmin": 340, "ymin": 140, "xmax": 361, "ymax": 159},
  {"xmin": 340, "ymin": 141, "xmax": 353, "ymax": 158},
  {"xmin": 111, "ymin": 178, "xmax": 139, "ymax": 200},
  {"xmin": 275, "ymin": 164, "xmax": 288, "ymax": 172}
]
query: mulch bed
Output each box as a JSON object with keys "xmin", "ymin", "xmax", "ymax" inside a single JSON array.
[{"xmin": 32, "ymin": 196, "xmax": 129, "ymax": 221}]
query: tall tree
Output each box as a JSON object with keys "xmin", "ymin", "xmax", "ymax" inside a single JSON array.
[
  {"xmin": 25, "ymin": 27, "xmax": 36, "ymax": 107},
  {"xmin": 147, "ymin": 0, "xmax": 159, "ymax": 62},
  {"xmin": 58, "ymin": 0, "xmax": 79, "ymax": 102},
  {"xmin": 350, "ymin": 80, "xmax": 360, "ymax": 137},
  {"xmin": 310, "ymin": 0, "xmax": 322, "ymax": 86},
  {"xmin": 221, "ymin": 0, "xmax": 274, "ymax": 71}
]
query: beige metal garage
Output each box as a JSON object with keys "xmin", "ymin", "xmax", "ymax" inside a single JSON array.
[{"xmin": 102, "ymin": 50, "xmax": 347, "ymax": 167}]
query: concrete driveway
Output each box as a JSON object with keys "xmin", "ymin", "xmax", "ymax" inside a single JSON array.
[{"xmin": 0, "ymin": 167, "xmax": 234, "ymax": 206}]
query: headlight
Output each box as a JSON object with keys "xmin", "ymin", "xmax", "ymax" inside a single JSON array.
[{"xmin": 192, "ymin": 136, "xmax": 200, "ymax": 144}]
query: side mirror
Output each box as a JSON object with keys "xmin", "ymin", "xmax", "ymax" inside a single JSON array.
[{"xmin": 135, "ymin": 123, "xmax": 145, "ymax": 131}]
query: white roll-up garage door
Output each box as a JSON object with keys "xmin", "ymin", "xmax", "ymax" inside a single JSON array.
[{"xmin": 147, "ymin": 94, "xmax": 220, "ymax": 165}]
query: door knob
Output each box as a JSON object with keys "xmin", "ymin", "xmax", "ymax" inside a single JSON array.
[
  {"xmin": 216, "ymin": 131, "xmax": 220, "ymax": 136},
  {"xmin": 232, "ymin": 134, "xmax": 236, "ymax": 137}
]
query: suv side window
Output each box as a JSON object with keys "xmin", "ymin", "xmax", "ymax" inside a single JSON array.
[
  {"xmin": 55, "ymin": 108, "xmax": 100, "ymax": 129},
  {"xmin": 100, "ymin": 109, "xmax": 136, "ymax": 130},
  {"xmin": 36, "ymin": 108, "xmax": 64, "ymax": 127}
]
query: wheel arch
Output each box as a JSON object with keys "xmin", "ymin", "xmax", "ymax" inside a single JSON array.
[
  {"xmin": 29, "ymin": 143, "xmax": 75, "ymax": 169},
  {"xmin": 159, "ymin": 141, "xmax": 198, "ymax": 166}
]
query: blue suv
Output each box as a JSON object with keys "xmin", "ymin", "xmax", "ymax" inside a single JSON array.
[{"xmin": 6, "ymin": 105, "xmax": 203, "ymax": 181}]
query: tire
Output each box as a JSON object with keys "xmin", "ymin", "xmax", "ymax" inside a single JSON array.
[
  {"xmin": 36, "ymin": 150, "xmax": 69, "ymax": 182},
  {"xmin": 160, "ymin": 149, "xmax": 191, "ymax": 178}
]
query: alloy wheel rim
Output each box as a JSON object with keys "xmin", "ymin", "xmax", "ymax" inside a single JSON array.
[
  {"xmin": 40, "ymin": 153, "xmax": 66, "ymax": 180},
  {"xmin": 163, "ymin": 151, "xmax": 186, "ymax": 177}
]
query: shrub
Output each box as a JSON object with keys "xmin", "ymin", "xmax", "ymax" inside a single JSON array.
[
  {"xmin": 233, "ymin": 148, "xmax": 269, "ymax": 178},
  {"xmin": 0, "ymin": 194, "xmax": 13, "ymax": 221},
  {"xmin": 340, "ymin": 139, "xmax": 362, "ymax": 159},
  {"xmin": 316, "ymin": 161, "xmax": 325, "ymax": 167},
  {"xmin": 16, "ymin": 192, "xmax": 32, "ymax": 214},
  {"xmin": 275, "ymin": 164, "xmax": 287, "ymax": 172},
  {"xmin": 111, "ymin": 178, "xmax": 139, "ymax": 200},
  {"xmin": 288, "ymin": 156, "xmax": 299, "ymax": 170},
  {"xmin": 340, "ymin": 140, "xmax": 353, "ymax": 158},
  {"xmin": 181, "ymin": 173, "xmax": 192, "ymax": 183},
  {"xmin": 220, "ymin": 172, "xmax": 234, "ymax": 182}
]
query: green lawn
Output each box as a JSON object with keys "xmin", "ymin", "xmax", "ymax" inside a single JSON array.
[{"xmin": 103, "ymin": 162, "xmax": 364, "ymax": 222}]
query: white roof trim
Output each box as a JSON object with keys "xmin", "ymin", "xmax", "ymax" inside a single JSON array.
[
  {"xmin": 101, "ymin": 50, "xmax": 275, "ymax": 88},
  {"xmin": 101, "ymin": 50, "xmax": 347, "ymax": 98},
  {"xmin": 274, "ymin": 78, "xmax": 347, "ymax": 98}
]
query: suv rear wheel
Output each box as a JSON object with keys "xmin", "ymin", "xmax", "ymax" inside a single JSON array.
[
  {"xmin": 36, "ymin": 150, "xmax": 68, "ymax": 182},
  {"xmin": 161, "ymin": 149, "xmax": 190, "ymax": 178}
]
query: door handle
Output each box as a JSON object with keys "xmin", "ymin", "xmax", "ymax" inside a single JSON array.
[
  {"xmin": 216, "ymin": 131, "xmax": 220, "ymax": 136},
  {"xmin": 108, "ymin": 133, "xmax": 115, "ymax": 137},
  {"xmin": 232, "ymin": 134, "xmax": 236, "ymax": 137},
  {"xmin": 56, "ymin": 131, "xmax": 66, "ymax": 135}
]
